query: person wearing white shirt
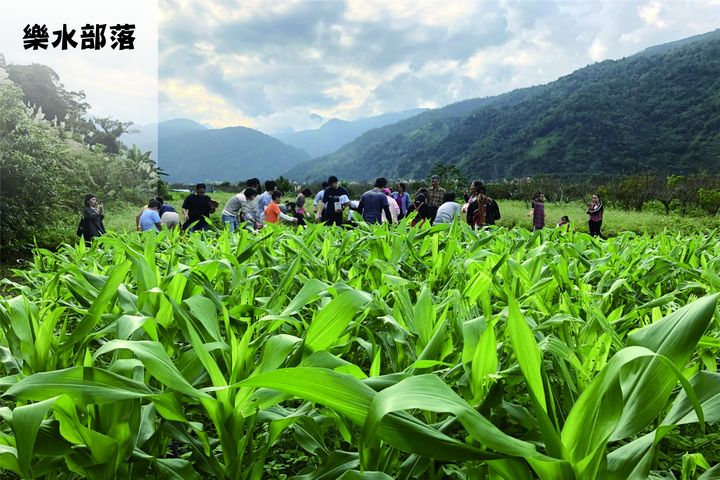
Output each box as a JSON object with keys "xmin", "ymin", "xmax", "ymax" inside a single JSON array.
[{"xmin": 381, "ymin": 188, "xmax": 400, "ymax": 224}]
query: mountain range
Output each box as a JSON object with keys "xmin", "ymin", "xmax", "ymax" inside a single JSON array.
[
  {"xmin": 156, "ymin": 125, "xmax": 311, "ymax": 183},
  {"xmin": 284, "ymin": 29, "xmax": 720, "ymax": 182},
  {"xmin": 273, "ymin": 109, "xmax": 427, "ymax": 158},
  {"xmin": 122, "ymin": 29, "xmax": 720, "ymax": 184},
  {"xmin": 121, "ymin": 113, "xmax": 426, "ymax": 182}
]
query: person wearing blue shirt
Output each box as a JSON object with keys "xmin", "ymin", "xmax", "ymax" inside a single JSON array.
[
  {"xmin": 358, "ymin": 177, "xmax": 393, "ymax": 224},
  {"xmin": 139, "ymin": 200, "xmax": 162, "ymax": 231}
]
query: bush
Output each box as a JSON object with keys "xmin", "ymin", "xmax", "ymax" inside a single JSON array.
[
  {"xmin": 0, "ymin": 80, "xmax": 157, "ymax": 253},
  {"xmin": 698, "ymin": 188, "xmax": 720, "ymax": 215}
]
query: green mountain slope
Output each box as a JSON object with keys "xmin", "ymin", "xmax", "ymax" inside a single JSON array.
[
  {"xmin": 159, "ymin": 126, "xmax": 310, "ymax": 183},
  {"xmin": 120, "ymin": 119, "xmax": 209, "ymax": 162},
  {"xmin": 285, "ymin": 30, "xmax": 720, "ymax": 182}
]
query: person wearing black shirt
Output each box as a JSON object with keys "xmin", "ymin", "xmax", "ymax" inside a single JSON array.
[
  {"xmin": 409, "ymin": 193, "xmax": 432, "ymax": 227},
  {"xmin": 320, "ymin": 175, "xmax": 349, "ymax": 226},
  {"xmin": 182, "ymin": 183, "xmax": 213, "ymax": 231},
  {"xmin": 78, "ymin": 193, "xmax": 106, "ymax": 243}
]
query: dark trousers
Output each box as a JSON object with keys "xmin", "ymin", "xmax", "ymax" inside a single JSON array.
[
  {"xmin": 589, "ymin": 220, "xmax": 602, "ymax": 236},
  {"xmin": 428, "ymin": 205, "xmax": 439, "ymax": 223},
  {"xmin": 322, "ymin": 214, "xmax": 344, "ymax": 226}
]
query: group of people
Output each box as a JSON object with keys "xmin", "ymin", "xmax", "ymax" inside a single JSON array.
[
  {"xmin": 206, "ymin": 174, "xmax": 503, "ymax": 230},
  {"xmin": 136, "ymin": 183, "xmax": 219, "ymax": 233},
  {"xmin": 136, "ymin": 197, "xmax": 181, "ymax": 232},
  {"xmin": 77, "ymin": 175, "xmax": 605, "ymax": 242},
  {"xmin": 529, "ymin": 191, "xmax": 604, "ymax": 236}
]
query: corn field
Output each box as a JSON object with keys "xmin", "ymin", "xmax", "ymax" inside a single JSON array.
[{"xmin": 1, "ymin": 223, "xmax": 719, "ymax": 479}]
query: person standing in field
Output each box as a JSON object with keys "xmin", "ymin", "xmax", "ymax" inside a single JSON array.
[
  {"xmin": 383, "ymin": 188, "xmax": 400, "ymax": 224},
  {"xmin": 257, "ymin": 180, "xmax": 277, "ymax": 224},
  {"xmin": 482, "ymin": 186, "xmax": 501, "ymax": 226},
  {"xmin": 466, "ymin": 182, "xmax": 501, "ymax": 228},
  {"xmin": 319, "ymin": 175, "xmax": 349, "ymax": 226},
  {"xmin": 528, "ymin": 191, "xmax": 546, "ymax": 231},
  {"xmin": 433, "ymin": 192, "xmax": 462, "ymax": 224},
  {"xmin": 392, "ymin": 182, "xmax": 411, "ymax": 220},
  {"xmin": 78, "ymin": 193, "xmax": 106, "ymax": 243},
  {"xmin": 139, "ymin": 199, "xmax": 162, "ymax": 232},
  {"xmin": 587, "ymin": 194, "xmax": 604, "ymax": 237},
  {"xmin": 464, "ymin": 180, "xmax": 484, "ymax": 227},
  {"xmin": 221, "ymin": 187, "xmax": 257, "ymax": 232},
  {"xmin": 264, "ymin": 191, "xmax": 299, "ymax": 225},
  {"xmin": 425, "ymin": 175, "xmax": 446, "ymax": 222},
  {"xmin": 358, "ymin": 177, "xmax": 393, "ymax": 224},
  {"xmin": 313, "ymin": 181, "xmax": 328, "ymax": 218},
  {"xmin": 182, "ymin": 183, "xmax": 213, "ymax": 231},
  {"xmin": 246, "ymin": 178, "xmax": 261, "ymax": 194}
]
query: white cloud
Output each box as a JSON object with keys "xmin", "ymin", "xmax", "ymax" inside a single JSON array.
[
  {"xmin": 638, "ymin": 1, "xmax": 669, "ymax": 28},
  {"xmin": 160, "ymin": 79, "xmax": 250, "ymax": 127},
  {"xmin": 158, "ymin": 0, "xmax": 720, "ymax": 133},
  {"xmin": 589, "ymin": 37, "xmax": 608, "ymax": 62}
]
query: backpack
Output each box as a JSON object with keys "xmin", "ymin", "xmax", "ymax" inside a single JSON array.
[
  {"xmin": 476, "ymin": 198, "xmax": 501, "ymax": 225},
  {"xmin": 489, "ymin": 199, "xmax": 501, "ymax": 221}
]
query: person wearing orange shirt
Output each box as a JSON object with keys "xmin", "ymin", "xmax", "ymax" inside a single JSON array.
[{"xmin": 264, "ymin": 191, "xmax": 299, "ymax": 225}]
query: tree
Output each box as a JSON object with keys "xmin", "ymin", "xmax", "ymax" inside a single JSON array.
[
  {"xmin": 88, "ymin": 117, "xmax": 135, "ymax": 154},
  {"xmin": 430, "ymin": 164, "xmax": 468, "ymax": 197},
  {"xmin": 6, "ymin": 63, "xmax": 89, "ymax": 126},
  {"xmin": 275, "ymin": 176, "xmax": 295, "ymax": 195},
  {"xmin": 0, "ymin": 81, "xmax": 82, "ymax": 250},
  {"xmin": 698, "ymin": 188, "xmax": 720, "ymax": 215},
  {"xmin": 614, "ymin": 174, "xmax": 655, "ymax": 211},
  {"xmin": 1, "ymin": 69, "xmax": 156, "ymax": 252},
  {"xmin": 654, "ymin": 175, "xmax": 682, "ymax": 214}
]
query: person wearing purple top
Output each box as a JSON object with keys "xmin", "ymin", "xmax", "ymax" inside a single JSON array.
[
  {"xmin": 528, "ymin": 191, "xmax": 546, "ymax": 231},
  {"xmin": 587, "ymin": 194, "xmax": 604, "ymax": 237},
  {"xmin": 392, "ymin": 182, "xmax": 411, "ymax": 219}
]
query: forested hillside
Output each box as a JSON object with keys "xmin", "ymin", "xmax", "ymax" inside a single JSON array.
[
  {"xmin": 159, "ymin": 126, "xmax": 311, "ymax": 183},
  {"xmin": 286, "ymin": 30, "xmax": 720, "ymax": 182}
]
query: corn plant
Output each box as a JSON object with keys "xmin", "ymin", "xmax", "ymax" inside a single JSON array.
[{"xmin": 0, "ymin": 224, "xmax": 718, "ymax": 479}]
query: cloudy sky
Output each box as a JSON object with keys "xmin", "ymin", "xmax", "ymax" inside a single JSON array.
[
  {"xmin": 3, "ymin": 1, "xmax": 718, "ymax": 133},
  {"xmin": 159, "ymin": 0, "xmax": 720, "ymax": 134},
  {"xmin": 0, "ymin": 0, "xmax": 157, "ymax": 125}
]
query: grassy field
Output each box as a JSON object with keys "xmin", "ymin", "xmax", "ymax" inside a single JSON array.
[
  {"xmin": 105, "ymin": 193, "xmax": 720, "ymax": 237},
  {"xmin": 492, "ymin": 200, "xmax": 720, "ymax": 236},
  {"xmin": 0, "ymin": 224, "xmax": 718, "ymax": 478}
]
